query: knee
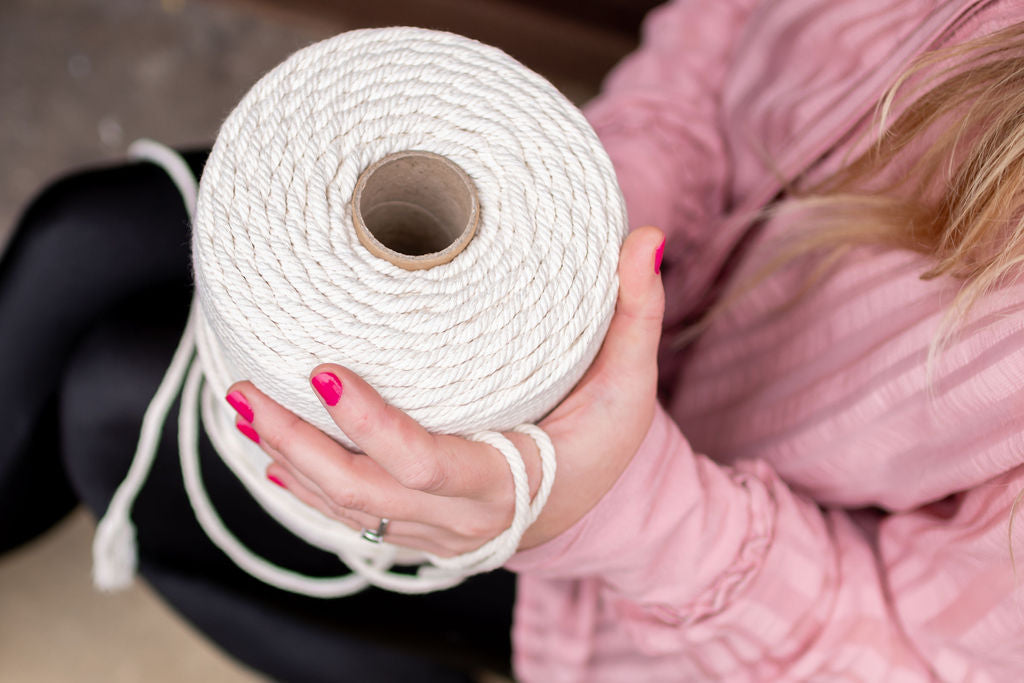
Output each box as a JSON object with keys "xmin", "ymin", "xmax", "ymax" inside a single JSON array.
[
  {"xmin": 4, "ymin": 150, "xmax": 209, "ymax": 286},
  {"xmin": 60, "ymin": 287, "xmax": 190, "ymax": 512}
]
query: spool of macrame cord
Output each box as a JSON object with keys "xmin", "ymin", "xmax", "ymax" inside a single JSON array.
[{"xmin": 92, "ymin": 27, "xmax": 626, "ymax": 597}]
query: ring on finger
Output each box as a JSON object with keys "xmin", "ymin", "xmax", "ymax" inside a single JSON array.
[{"xmin": 360, "ymin": 517, "xmax": 390, "ymax": 543}]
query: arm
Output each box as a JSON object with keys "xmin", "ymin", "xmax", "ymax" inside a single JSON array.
[
  {"xmin": 507, "ymin": 406, "xmax": 920, "ymax": 679},
  {"xmin": 509, "ymin": 400, "xmax": 1024, "ymax": 679}
]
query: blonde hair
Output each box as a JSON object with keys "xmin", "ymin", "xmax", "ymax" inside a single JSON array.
[
  {"xmin": 699, "ymin": 23, "xmax": 1024, "ymax": 575},
  {"xmin": 691, "ymin": 22, "xmax": 1024, "ymax": 350}
]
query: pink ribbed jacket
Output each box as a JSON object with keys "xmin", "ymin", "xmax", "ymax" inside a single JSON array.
[{"xmin": 505, "ymin": 1, "xmax": 1024, "ymax": 680}]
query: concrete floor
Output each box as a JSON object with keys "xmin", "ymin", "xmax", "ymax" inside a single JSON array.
[{"xmin": 0, "ymin": 0, "xmax": 634, "ymax": 680}]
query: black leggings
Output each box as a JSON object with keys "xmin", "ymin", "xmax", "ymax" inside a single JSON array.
[{"xmin": 0, "ymin": 152, "xmax": 515, "ymax": 682}]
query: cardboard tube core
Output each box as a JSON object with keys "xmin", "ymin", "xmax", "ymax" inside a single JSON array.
[{"xmin": 352, "ymin": 151, "xmax": 479, "ymax": 270}]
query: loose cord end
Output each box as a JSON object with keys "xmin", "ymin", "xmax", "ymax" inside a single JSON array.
[
  {"xmin": 90, "ymin": 299, "xmax": 198, "ymax": 594},
  {"xmin": 89, "ymin": 144, "xmax": 200, "ymax": 594},
  {"xmin": 92, "ymin": 513, "xmax": 138, "ymax": 591}
]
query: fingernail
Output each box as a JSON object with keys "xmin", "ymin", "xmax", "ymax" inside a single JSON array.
[
  {"xmin": 311, "ymin": 372, "xmax": 343, "ymax": 406},
  {"xmin": 267, "ymin": 474, "xmax": 286, "ymax": 489},
  {"xmin": 236, "ymin": 421, "xmax": 260, "ymax": 444},
  {"xmin": 654, "ymin": 239, "xmax": 665, "ymax": 275},
  {"xmin": 225, "ymin": 390, "xmax": 254, "ymax": 423}
]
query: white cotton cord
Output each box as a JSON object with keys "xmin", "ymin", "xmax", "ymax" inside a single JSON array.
[
  {"xmin": 191, "ymin": 27, "xmax": 625, "ymax": 445},
  {"xmin": 333, "ymin": 425, "xmax": 557, "ymax": 593},
  {"xmin": 194, "ymin": 379, "xmax": 554, "ymax": 594},
  {"xmin": 92, "ymin": 300, "xmax": 197, "ymax": 591},
  {"xmin": 516, "ymin": 424, "xmax": 558, "ymax": 521},
  {"xmin": 426, "ymin": 428, "xmax": 554, "ymax": 574},
  {"xmin": 127, "ymin": 139, "xmax": 198, "ymax": 217},
  {"xmin": 180, "ymin": 361, "xmax": 377, "ymax": 597},
  {"xmin": 92, "ymin": 27, "xmax": 627, "ymax": 598}
]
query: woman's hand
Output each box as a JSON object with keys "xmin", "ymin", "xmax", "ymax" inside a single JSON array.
[{"xmin": 224, "ymin": 226, "xmax": 666, "ymax": 556}]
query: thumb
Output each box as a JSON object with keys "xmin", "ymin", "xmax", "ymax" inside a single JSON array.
[{"xmin": 594, "ymin": 226, "xmax": 666, "ymax": 379}]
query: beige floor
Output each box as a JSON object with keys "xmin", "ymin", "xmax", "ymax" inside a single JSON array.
[
  {"xmin": 0, "ymin": 0, "xmax": 631, "ymax": 680},
  {"xmin": 0, "ymin": 508, "xmax": 267, "ymax": 682}
]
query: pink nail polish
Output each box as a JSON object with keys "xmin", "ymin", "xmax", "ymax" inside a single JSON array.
[
  {"xmin": 311, "ymin": 372, "xmax": 343, "ymax": 406},
  {"xmin": 236, "ymin": 421, "xmax": 260, "ymax": 444},
  {"xmin": 225, "ymin": 390, "xmax": 254, "ymax": 423},
  {"xmin": 267, "ymin": 474, "xmax": 286, "ymax": 489},
  {"xmin": 654, "ymin": 239, "xmax": 665, "ymax": 275}
]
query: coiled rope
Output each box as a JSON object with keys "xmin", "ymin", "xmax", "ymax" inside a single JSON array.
[{"xmin": 93, "ymin": 27, "xmax": 626, "ymax": 596}]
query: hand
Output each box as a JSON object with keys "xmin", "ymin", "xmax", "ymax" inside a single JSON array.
[{"xmin": 224, "ymin": 226, "xmax": 666, "ymax": 556}]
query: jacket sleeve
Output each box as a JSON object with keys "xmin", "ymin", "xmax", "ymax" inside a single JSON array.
[{"xmin": 508, "ymin": 403, "xmax": 1024, "ymax": 679}]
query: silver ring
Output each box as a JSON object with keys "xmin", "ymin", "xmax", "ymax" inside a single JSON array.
[{"xmin": 360, "ymin": 517, "xmax": 390, "ymax": 544}]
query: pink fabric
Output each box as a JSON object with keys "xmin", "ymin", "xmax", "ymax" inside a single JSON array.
[{"xmin": 506, "ymin": 1, "xmax": 1024, "ymax": 680}]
